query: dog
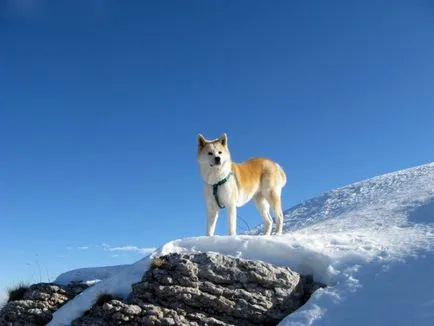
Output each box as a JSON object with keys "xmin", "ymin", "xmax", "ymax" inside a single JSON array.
[{"xmin": 197, "ymin": 133, "xmax": 287, "ymax": 236}]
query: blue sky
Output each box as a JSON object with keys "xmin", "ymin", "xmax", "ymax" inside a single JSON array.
[{"xmin": 1, "ymin": 0, "xmax": 433, "ymax": 296}]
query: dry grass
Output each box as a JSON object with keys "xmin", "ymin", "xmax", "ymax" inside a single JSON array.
[
  {"xmin": 151, "ymin": 256, "xmax": 168, "ymax": 269},
  {"xmin": 7, "ymin": 283, "xmax": 30, "ymax": 302}
]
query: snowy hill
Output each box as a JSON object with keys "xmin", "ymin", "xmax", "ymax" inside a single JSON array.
[{"xmin": 49, "ymin": 162, "xmax": 434, "ymax": 326}]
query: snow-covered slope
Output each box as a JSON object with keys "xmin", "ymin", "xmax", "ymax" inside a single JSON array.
[{"xmin": 49, "ymin": 162, "xmax": 434, "ymax": 326}]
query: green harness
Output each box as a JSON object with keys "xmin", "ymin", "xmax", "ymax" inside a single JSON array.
[{"xmin": 212, "ymin": 172, "xmax": 233, "ymax": 209}]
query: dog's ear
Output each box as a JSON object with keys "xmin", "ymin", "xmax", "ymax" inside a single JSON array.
[
  {"xmin": 198, "ymin": 134, "xmax": 207, "ymax": 149},
  {"xmin": 219, "ymin": 133, "xmax": 228, "ymax": 147}
]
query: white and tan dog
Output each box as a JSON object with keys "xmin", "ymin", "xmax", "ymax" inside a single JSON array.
[{"xmin": 197, "ymin": 133, "xmax": 287, "ymax": 236}]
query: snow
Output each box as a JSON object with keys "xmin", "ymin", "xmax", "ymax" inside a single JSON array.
[
  {"xmin": 49, "ymin": 162, "xmax": 434, "ymax": 326},
  {"xmin": 55, "ymin": 264, "xmax": 130, "ymax": 286}
]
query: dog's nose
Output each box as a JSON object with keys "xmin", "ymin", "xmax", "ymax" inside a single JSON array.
[{"xmin": 214, "ymin": 156, "xmax": 221, "ymax": 164}]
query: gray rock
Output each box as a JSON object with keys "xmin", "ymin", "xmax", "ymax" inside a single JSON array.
[
  {"xmin": 0, "ymin": 282, "xmax": 91, "ymax": 326},
  {"xmin": 73, "ymin": 252, "xmax": 323, "ymax": 326},
  {"xmin": 1, "ymin": 253, "xmax": 324, "ymax": 325},
  {"xmin": 124, "ymin": 304, "xmax": 142, "ymax": 315}
]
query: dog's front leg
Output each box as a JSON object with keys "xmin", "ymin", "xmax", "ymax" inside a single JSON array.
[
  {"xmin": 227, "ymin": 204, "xmax": 237, "ymax": 236},
  {"xmin": 207, "ymin": 206, "xmax": 219, "ymax": 236}
]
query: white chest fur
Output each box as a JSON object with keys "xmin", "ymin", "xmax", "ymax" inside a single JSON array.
[
  {"xmin": 204, "ymin": 177, "xmax": 237, "ymax": 208},
  {"xmin": 204, "ymin": 176, "xmax": 255, "ymax": 209}
]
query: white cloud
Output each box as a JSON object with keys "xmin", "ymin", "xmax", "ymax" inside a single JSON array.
[
  {"xmin": 102, "ymin": 243, "xmax": 155, "ymax": 255},
  {"xmin": 77, "ymin": 246, "xmax": 89, "ymax": 251}
]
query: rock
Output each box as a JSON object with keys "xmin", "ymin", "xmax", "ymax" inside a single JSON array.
[
  {"xmin": 72, "ymin": 299, "xmax": 146, "ymax": 326},
  {"xmin": 1, "ymin": 253, "xmax": 324, "ymax": 325},
  {"xmin": 124, "ymin": 304, "xmax": 142, "ymax": 315},
  {"xmin": 0, "ymin": 282, "xmax": 91, "ymax": 326},
  {"xmin": 73, "ymin": 252, "xmax": 323, "ymax": 325}
]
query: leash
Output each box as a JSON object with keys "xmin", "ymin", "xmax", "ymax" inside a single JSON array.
[
  {"xmin": 212, "ymin": 171, "xmax": 233, "ymax": 209},
  {"xmin": 237, "ymin": 214, "xmax": 251, "ymax": 232},
  {"xmin": 211, "ymin": 172, "xmax": 251, "ymax": 232}
]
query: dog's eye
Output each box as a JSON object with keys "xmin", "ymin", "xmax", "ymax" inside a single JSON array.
[
  {"xmin": 218, "ymin": 151, "xmax": 222, "ymax": 154},
  {"xmin": 208, "ymin": 152, "xmax": 212, "ymax": 155}
]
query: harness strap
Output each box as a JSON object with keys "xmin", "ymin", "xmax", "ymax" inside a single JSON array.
[{"xmin": 212, "ymin": 172, "xmax": 233, "ymax": 209}]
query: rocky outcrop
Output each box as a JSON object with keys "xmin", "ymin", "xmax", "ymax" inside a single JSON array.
[
  {"xmin": 0, "ymin": 282, "xmax": 90, "ymax": 326},
  {"xmin": 0, "ymin": 253, "xmax": 323, "ymax": 325},
  {"xmin": 73, "ymin": 253, "xmax": 324, "ymax": 326}
]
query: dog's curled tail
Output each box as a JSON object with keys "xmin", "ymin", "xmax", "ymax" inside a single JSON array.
[{"xmin": 277, "ymin": 163, "xmax": 287, "ymax": 187}]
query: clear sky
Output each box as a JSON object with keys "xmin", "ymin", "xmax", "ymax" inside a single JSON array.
[{"xmin": 1, "ymin": 0, "xmax": 433, "ymax": 298}]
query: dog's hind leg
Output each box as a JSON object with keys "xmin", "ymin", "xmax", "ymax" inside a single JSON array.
[
  {"xmin": 269, "ymin": 189, "xmax": 284, "ymax": 235},
  {"xmin": 255, "ymin": 194, "xmax": 273, "ymax": 236}
]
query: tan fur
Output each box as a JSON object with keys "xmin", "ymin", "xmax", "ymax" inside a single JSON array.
[
  {"xmin": 232, "ymin": 158, "xmax": 286, "ymax": 201},
  {"xmin": 197, "ymin": 133, "xmax": 287, "ymax": 236}
]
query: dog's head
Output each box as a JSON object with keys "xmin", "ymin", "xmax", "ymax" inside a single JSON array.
[{"xmin": 197, "ymin": 133, "xmax": 231, "ymax": 168}]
